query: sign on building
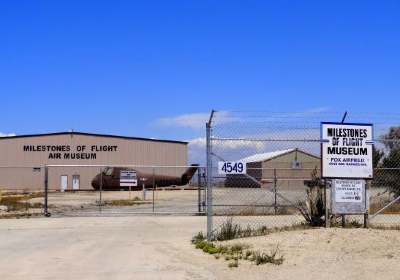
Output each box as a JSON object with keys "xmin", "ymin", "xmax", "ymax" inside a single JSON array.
[
  {"xmin": 331, "ymin": 179, "xmax": 367, "ymax": 214},
  {"xmin": 120, "ymin": 171, "xmax": 137, "ymax": 187},
  {"xmin": 321, "ymin": 122, "xmax": 374, "ymax": 179},
  {"xmin": 292, "ymin": 160, "xmax": 302, "ymax": 169}
]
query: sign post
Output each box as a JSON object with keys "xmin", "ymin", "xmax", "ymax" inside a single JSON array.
[
  {"xmin": 321, "ymin": 122, "xmax": 373, "ymax": 227},
  {"xmin": 140, "ymin": 178, "xmax": 148, "ymax": 201}
]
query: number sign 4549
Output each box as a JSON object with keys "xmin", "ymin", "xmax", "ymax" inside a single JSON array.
[{"xmin": 218, "ymin": 161, "xmax": 246, "ymax": 174}]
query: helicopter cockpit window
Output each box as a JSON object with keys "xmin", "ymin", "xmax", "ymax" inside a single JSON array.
[{"xmin": 106, "ymin": 167, "xmax": 114, "ymax": 176}]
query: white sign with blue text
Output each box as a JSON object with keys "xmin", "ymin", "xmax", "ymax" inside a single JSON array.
[
  {"xmin": 218, "ymin": 161, "xmax": 247, "ymax": 175},
  {"xmin": 321, "ymin": 122, "xmax": 374, "ymax": 179}
]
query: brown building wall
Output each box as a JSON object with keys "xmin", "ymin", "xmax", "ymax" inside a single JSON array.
[
  {"xmin": 262, "ymin": 150, "xmax": 320, "ymax": 188},
  {"xmin": 225, "ymin": 162, "xmax": 262, "ymax": 188},
  {"xmin": 0, "ymin": 133, "xmax": 188, "ymax": 190},
  {"xmin": 225, "ymin": 150, "xmax": 320, "ymax": 188}
]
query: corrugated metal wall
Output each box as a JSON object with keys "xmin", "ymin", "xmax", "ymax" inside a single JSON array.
[
  {"xmin": 262, "ymin": 151, "xmax": 320, "ymax": 188},
  {"xmin": 225, "ymin": 150, "xmax": 320, "ymax": 188},
  {"xmin": 0, "ymin": 133, "xmax": 188, "ymax": 190}
]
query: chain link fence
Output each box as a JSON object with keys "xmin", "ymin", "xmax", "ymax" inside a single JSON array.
[
  {"xmin": 206, "ymin": 111, "xmax": 400, "ymax": 239},
  {"xmin": 0, "ymin": 165, "xmax": 206, "ymax": 217},
  {"xmin": 0, "ymin": 166, "xmax": 45, "ymax": 217},
  {"xmin": 44, "ymin": 165, "xmax": 206, "ymax": 216}
]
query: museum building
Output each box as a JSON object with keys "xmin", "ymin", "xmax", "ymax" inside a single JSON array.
[{"xmin": 0, "ymin": 132, "xmax": 188, "ymax": 190}]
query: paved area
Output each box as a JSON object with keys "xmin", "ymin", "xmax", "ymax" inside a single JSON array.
[{"xmin": 0, "ymin": 216, "xmax": 211, "ymax": 280}]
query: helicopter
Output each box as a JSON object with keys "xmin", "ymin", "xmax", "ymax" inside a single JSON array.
[{"xmin": 91, "ymin": 164, "xmax": 199, "ymax": 190}]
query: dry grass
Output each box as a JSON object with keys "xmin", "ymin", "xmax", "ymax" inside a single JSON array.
[
  {"xmin": 1, "ymin": 190, "xmax": 44, "ymax": 196},
  {"xmin": 0, "ymin": 212, "xmax": 43, "ymax": 219},
  {"xmin": 259, "ymin": 224, "xmax": 313, "ymax": 235},
  {"xmin": 192, "ymin": 231, "xmax": 284, "ymax": 268},
  {"xmin": 368, "ymin": 224, "xmax": 400, "ymax": 230},
  {"xmin": 215, "ymin": 205, "xmax": 299, "ymax": 217},
  {"xmin": 213, "ymin": 218, "xmax": 313, "ymax": 241},
  {"xmin": 103, "ymin": 199, "xmax": 151, "ymax": 206},
  {"xmin": 370, "ymin": 201, "xmax": 400, "ymax": 214},
  {"xmin": 0, "ymin": 192, "xmax": 44, "ymax": 212}
]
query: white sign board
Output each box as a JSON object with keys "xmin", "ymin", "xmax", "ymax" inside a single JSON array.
[
  {"xmin": 331, "ymin": 179, "xmax": 367, "ymax": 214},
  {"xmin": 292, "ymin": 161, "xmax": 302, "ymax": 169},
  {"xmin": 321, "ymin": 122, "xmax": 374, "ymax": 179},
  {"xmin": 218, "ymin": 161, "xmax": 246, "ymax": 175},
  {"xmin": 334, "ymin": 180, "xmax": 363, "ymax": 203},
  {"xmin": 120, "ymin": 171, "xmax": 137, "ymax": 187}
]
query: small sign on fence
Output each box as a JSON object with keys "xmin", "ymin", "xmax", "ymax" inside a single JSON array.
[
  {"xmin": 120, "ymin": 171, "xmax": 137, "ymax": 187},
  {"xmin": 218, "ymin": 161, "xmax": 246, "ymax": 175},
  {"xmin": 331, "ymin": 179, "xmax": 367, "ymax": 214},
  {"xmin": 334, "ymin": 179, "xmax": 363, "ymax": 203}
]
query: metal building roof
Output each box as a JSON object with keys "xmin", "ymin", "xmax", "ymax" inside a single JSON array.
[
  {"xmin": 240, "ymin": 149, "xmax": 296, "ymax": 163},
  {"xmin": 0, "ymin": 131, "xmax": 188, "ymax": 145}
]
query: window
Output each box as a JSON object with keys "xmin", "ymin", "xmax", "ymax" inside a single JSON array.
[{"xmin": 106, "ymin": 168, "xmax": 114, "ymax": 176}]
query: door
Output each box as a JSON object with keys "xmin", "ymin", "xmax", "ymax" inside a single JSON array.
[
  {"xmin": 72, "ymin": 175, "xmax": 80, "ymax": 190},
  {"xmin": 61, "ymin": 175, "xmax": 68, "ymax": 190}
]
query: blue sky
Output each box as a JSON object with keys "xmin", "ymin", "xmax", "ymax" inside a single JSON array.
[{"xmin": 1, "ymin": 1, "xmax": 400, "ymax": 144}]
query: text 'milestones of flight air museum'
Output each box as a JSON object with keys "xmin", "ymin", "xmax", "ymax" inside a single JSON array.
[{"xmin": 23, "ymin": 145, "xmax": 118, "ymax": 159}]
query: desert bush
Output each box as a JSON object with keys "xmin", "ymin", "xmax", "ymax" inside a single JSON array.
[
  {"xmin": 214, "ymin": 218, "xmax": 245, "ymax": 241},
  {"xmin": 299, "ymin": 167, "xmax": 325, "ymax": 227},
  {"xmin": 191, "ymin": 231, "xmax": 206, "ymax": 244},
  {"xmin": 228, "ymin": 260, "xmax": 238, "ymax": 268},
  {"xmin": 191, "ymin": 231, "xmax": 284, "ymax": 268},
  {"xmin": 250, "ymin": 246, "xmax": 284, "ymax": 266}
]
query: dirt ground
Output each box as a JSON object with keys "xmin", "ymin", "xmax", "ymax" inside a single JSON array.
[
  {"xmin": 217, "ymin": 228, "xmax": 400, "ymax": 280},
  {"xmin": 1, "ymin": 216, "xmax": 400, "ymax": 280}
]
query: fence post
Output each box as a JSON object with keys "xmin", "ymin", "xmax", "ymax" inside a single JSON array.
[
  {"xmin": 99, "ymin": 167, "xmax": 103, "ymax": 213},
  {"xmin": 202, "ymin": 171, "xmax": 206, "ymax": 212},
  {"xmin": 325, "ymin": 180, "xmax": 330, "ymax": 228},
  {"xmin": 198, "ymin": 168, "xmax": 201, "ymax": 213},
  {"xmin": 206, "ymin": 122, "xmax": 213, "ymax": 241},
  {"xmin": 341, "ymin": 214, "xmax": 346, "ymax": 228},
  {"xmin": 274, "ymin": 168, "xmax": 277, "ymax": 214},
  {"xmin": 44, "ymin": 165, "xmax": 49, "ymax": 216},
  {"xmin": 152, "ymin": 167, "xmax": 155, "ymax": 213},
  {"xmin": 364, "ymin": 180, "xmax": 370, "ymax": 228}
]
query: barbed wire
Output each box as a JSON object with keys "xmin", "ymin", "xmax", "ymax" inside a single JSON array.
[{"xmin": 218, "ymin": 110, "xmax": 400, "ymax": 115}]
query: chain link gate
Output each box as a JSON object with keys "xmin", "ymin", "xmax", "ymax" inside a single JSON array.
[
  {"xmin": 206, "ymin": 111, "xmax": 400, "ymax": 240},
  {"xmin": 43, "ymin": 165, "xmax": 206, "ymax": 216}
]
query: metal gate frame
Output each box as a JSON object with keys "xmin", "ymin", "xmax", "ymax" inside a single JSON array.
[{"xmin": 44, "ymin": 164, "xmax": 206, "ymax": 216}]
